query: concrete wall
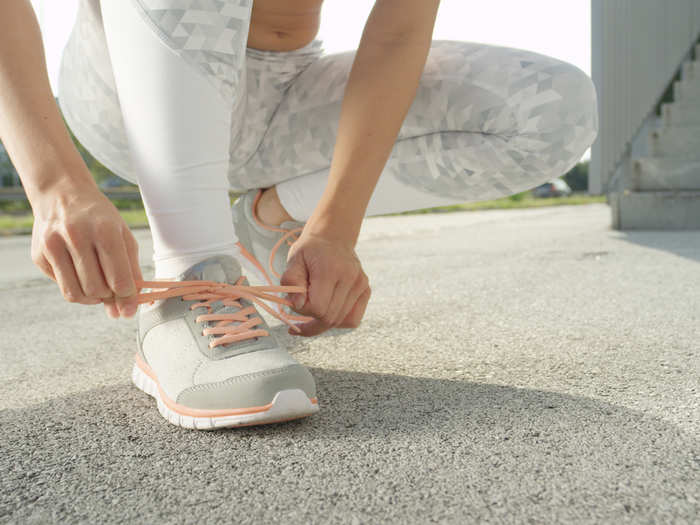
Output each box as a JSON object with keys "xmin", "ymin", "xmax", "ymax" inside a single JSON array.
[{"xmin": 589, "ymin": 0, "xmax": 700, "ymax": 195}]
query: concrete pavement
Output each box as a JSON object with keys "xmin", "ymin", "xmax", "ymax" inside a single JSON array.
[{"xmin": 1, "ymin": 203, "xmax": 698, "ymax": 524}]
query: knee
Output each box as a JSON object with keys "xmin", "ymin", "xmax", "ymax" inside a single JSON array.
[{"xmin": 521, "ymin": 60, "xmax": 599, "ymax": 157}]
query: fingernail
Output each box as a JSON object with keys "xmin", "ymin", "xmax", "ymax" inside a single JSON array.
[{"xmin": 122, "ymin": 304, "xmax": 138, "ymax": 318}]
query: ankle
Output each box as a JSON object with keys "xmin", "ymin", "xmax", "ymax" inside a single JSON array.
[
  {"xmin": 255, "ymin": 186, "xmax": 294, "ymax": 227},
  {"xmin": 153, "ymin": 247, "xmax": 239, "ymax": 280}
]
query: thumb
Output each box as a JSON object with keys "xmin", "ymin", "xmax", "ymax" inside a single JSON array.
[{"xmin": 280, "ymin": 251, "xmax": 308, "ymax": 311}]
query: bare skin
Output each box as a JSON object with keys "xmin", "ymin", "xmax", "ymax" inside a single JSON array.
[
  {"xmin": 0, "ymin": 1, "xmax": 143, "ymax": 319},
  {"xmin": 247, "ymin": 0, "xmax": 324, "ymax": 52}
]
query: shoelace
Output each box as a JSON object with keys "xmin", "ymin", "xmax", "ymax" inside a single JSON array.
[
  {"xmin": 268, "ymin": 227, "xmax": 303, "ymax": 280},
  {"xmin": 250, "ymin": 189, "xmax": 304, "ymax": 281},
  {"xmin": 131, "ymin": 276, "xmax": 314, "ymax": 348},
  {"xmin": 257, "ymin": 224, "xmax": 307, "ymax": 321}
]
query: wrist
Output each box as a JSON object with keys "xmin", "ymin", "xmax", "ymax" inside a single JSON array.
[
  {"xmin": 305, "ymin": 203, "xmax": 363, "ymax": 247},
  {"xmin": 24, "ymin": 160, "xmax": 99, "ymax": 206}
]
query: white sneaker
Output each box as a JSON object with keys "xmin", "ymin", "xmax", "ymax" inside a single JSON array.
[
  {"xmin": 231, "ymin": 189, "xmax": 304, "ymax": 288},
  {"xmin": 132, "ymin": 254, "xmax": 318, "ymax": 430}
]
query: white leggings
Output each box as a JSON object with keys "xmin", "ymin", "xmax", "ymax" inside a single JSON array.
[{"xmin": 96, "ymin": 0, "xmax": 599, "ymax": 277}]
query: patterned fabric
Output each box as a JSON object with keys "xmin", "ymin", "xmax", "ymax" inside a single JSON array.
[
  {"xmin": 58, "ymin": 0, "xmax": 133, "ymax": 179},
  {"xmin": 247, "ymin": 41, "xmax": 598, "ymax": 200},
  {"xmin": 58, "ymin": 0, "xmax": 599, "ymax": 202},
  {"xmin": 131, "ymin": 0, "xmax": 253, "ymax": 102},
  {"xmin": 227, "ymin": 41, "xmax": 325, "ymax": 178}
]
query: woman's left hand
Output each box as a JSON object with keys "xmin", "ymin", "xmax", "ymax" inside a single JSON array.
[{"xmin": 280, "ymin": 230, "xmax": 371, "ymax": 337}]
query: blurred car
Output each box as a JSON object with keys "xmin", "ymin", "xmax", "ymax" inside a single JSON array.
[
  {"xmin": 99, "ymin": 176, "xmax": 133, "ymax": 190},
  {"xmin": 532, "ymin": 178, "xmax": 572, "ymax": 198}
]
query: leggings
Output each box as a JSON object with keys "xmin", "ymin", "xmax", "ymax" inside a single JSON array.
[{"xmin": 95, "ymin": 0, "xmax": 599, "ymax": 277}]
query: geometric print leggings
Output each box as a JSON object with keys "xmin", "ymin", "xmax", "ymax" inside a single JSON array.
[{"xmin": 64, "ymin": 0, "xmax": 599, "ymax": 276}]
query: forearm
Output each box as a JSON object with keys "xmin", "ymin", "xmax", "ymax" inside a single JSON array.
[
  {"xmin": 0, "ymin": 0, "xmax": 95, "ymax": 203},
  {"xmin": 306, "ymin": 9, "xmax": 435, "ymax": 245}
]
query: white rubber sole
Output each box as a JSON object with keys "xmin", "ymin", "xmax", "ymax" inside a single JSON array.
[{"xmin": 132, "ymin": 362, "xmax": 319, "ymax": 430}]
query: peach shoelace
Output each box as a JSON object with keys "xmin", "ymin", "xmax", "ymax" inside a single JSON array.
[
  {"xmin": 268, "ymin": 227, "xmax": 303, "ymax": 279},
  {"xmin": 129, "ymin": 276, "xmax": 313, "ymax": 348},
  {"xmin": 251, "ymin": 189, "xmax": 303, "ymax": 280}
]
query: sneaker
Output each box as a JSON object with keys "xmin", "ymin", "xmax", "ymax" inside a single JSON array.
[
  {"xmin": 232, "ymin": 189, "xmax": 305, "ymax": 289},
  {"xmin": 131, "ymin": 254, "xmax": 318, "ymax": 430}
]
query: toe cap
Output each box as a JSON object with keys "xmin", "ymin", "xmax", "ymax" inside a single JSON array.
[{"xmin": 175, "ymin": 364, "xmax": 316, "ymax": 410}]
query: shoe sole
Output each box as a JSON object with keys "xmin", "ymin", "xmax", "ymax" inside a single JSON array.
[{"xmin": 132, "ymin": 356, "xmax": 319, "ymax": 430}]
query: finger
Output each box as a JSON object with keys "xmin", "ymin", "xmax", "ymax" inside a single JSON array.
[
  {"xmin": 295, "ymin": 259, "xmax": 339, "ymax": 322},
  {"xmin": 324, "ymin": 277, "xmax": 355, "ymax": 326},
  {"xmin": 123, "ymin": 228, "xmax": 143, "ymax": 284},
  {"xmin": 115, "ymin": 298, "xmax": 139, "ymax": 318},
  {"xmin": 335, "ymin": 274, "xmax": 369, "ymax": 328},
  {"xmin": 33, "ymin": 253, "xmax": 56, "ymax": 281},
  {"xmin": 64, "ymin": 240, "xmax": 113, "ymax": 301},
  {"xmin": 338, "ymin": 287, "xmax": 371, "ymax": 329},
  {"xmin": 289, "ymin": 317, "xmax": 332, "ymax": 338},
  {"xmin": 95, "ymin": 227, "xmax": 137, "ymax": 300},
  {"xmin": 280, "ymin": 252, "xmax": 309, "ymax": 311},
  {"xmin": 115, "ymin": 297, "xmax": 139, "ymax": 319},
  {"xmin": 103, "ymin": 300, "xmax": 120, "ymax": 319},
  {"xmin": 44, "ymin": 243, "xmax": 99, "ymax": 305},
  {"xmin": 116, "ymin": 228, "xmax": 142, "ymax": 318}
]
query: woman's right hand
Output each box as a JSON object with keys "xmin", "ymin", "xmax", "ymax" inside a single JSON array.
[
  {"xmin": 30, "ymin": 178, "xmax": 143, "ymax": 319},
  {"xmin": 0, "ymin": 0, "xmax": 140, "ymax": 318}
]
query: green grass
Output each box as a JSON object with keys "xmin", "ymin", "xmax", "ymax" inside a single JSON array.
[
  {"xmin": 392, "ymin": 193, "xmax": 606, "ymax": 215},
  {"xmin": 0, "ymin": 214, "xmax": 34, "ymax": 232},
  {"xmin": 117, "ymin": 209, "xmax": 149, "ymax": 227},
  {"xmin": 0, "ymin": 200, "xmax": 31, "ymax": 213},
  {"xmin": 0, "ymin": 209, "xmax": 149, "ymax": 236},
  {"xmin": 0, "ymin": 194, "xmax": 605, "ymax": 235}
]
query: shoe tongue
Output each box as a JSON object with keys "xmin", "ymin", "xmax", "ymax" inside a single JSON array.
[{"xmin": 179, "ymin": 255, "xmax": 243, "ymax": 284}]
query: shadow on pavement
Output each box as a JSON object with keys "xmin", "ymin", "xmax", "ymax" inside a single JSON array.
[
  {"xmin": 617, "ymin": 230, "xmax": 700, "ymax": 263},
  {"xmin": 2, "ymin": 368, "xmax": 697, "ymax": 523}
]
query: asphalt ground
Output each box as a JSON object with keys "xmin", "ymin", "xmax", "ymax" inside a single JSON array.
[{"xmin": 1, "ymin": 203, "xmax": 698, "ymax": 524}]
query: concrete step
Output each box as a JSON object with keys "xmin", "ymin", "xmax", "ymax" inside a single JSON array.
[
  {"xmin": 674, "ymin": 78, "xmax": 700, "ymax": 102},
  {"xmin": 681, "ymin": 53, "xmax": 700, "ymax": 78},
  {"xmin": 648, "ymin": 124, "xmax": 700, "ymax": 157},
  {"xmin": 660, "ymin": 100, "xmax": 700, "ymax": 127},
  {"xmin": 672, "ymin": 59, "xmax": 700, "ymax": 100},
  {"xmin": 631, "ymin": 156, "xmax": 700, "ymax": 190},
  {"xmin": 610, "ymin": 190, "xmax": 700, "ymax": 230},
  {"xmin": 678, "ymin": 54, "xmax": 700, "ymax": 83},
  {"xmin": 682, "ymin": 60, "xmax": 696, "ymax": 82}
]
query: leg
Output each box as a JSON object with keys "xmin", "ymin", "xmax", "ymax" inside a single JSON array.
[
  {"xmin": 98, "ymin": 1, "xmax": 319, "ymax": 429},
  {"xmin": 235, "ymin": 40, "xmax": 599, "ymax": 220},
  {"xmin": 100, "ymin": 0, "xmax": 253, "ymax": 278}
]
